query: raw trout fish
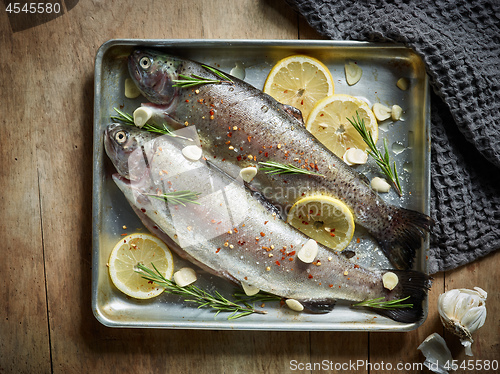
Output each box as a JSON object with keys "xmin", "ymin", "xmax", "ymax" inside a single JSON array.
[
  {"xmin": 104, "ymin": 124, "xmax": 429, "ymax": 323},
  {"xmin": 128, "ymin": 49, "xmax": 433, "ymax": 270}
]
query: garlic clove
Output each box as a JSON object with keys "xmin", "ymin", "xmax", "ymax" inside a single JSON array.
[
  {"xmin": 417, "ymin": 333, "xmax": 453, "ymax": 374},
  {"xmin": 382, "ymin": 271, "xmax": 399, "ymax": 290},
  {"xmin": 239, "ymin": 166, "xmax": 258, "ymax": 183},
  {"xmin": 125, "ymin": 78, "xmax": 141, "ymax": 98},
  {"xmin": 343, "ymin": 148, "xmax": 368, "ymax": 166},
  {"xmin": 372, "ymin": 103, "xmax": 392, "ymax": 121},
  {"xmin": 371, "ymin": 177, "xmax": 391, "ymax": 193},
  {"xmin": 182, "ymin": 145, "xmax": 203, "ymax": 161},
  {"xmin": 391, "ymin": 105, "xmax": 403, "ymax": 121},
  {"xmin": 345, "ymin": 61, "xmax": 363, "ymax": 85},
  {"xmin": 285, "ymin": 298, "xmax": 304, "ymax": 312},
  {"xmin": 241, "ymin": 281, "xmax": 260, "ymax": 296},
  {"xmin": 173, "ymin": 267, "xmax": 197, "ymax": 287},
  {"xmin": 133, "ymin": 107, "xmax": 154, "ymax": 128},
  {"xmin": 297, "ymin": 239, "xmax": 318, "ymax": 263},
  {"xmin": 396, "ymin": 77, "xmax": 409, "ymax": 91}
]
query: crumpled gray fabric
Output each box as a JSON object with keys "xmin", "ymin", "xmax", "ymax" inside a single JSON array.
[{"xmin": 285, "ymin": 0, "xmax": 500, "ymax": 273}]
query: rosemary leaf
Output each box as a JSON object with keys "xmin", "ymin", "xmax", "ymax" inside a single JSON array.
[
  {"xmin": 258, "ymin": 161, "xmax": 324, "ymax": 178},
  {"xmin": 135, "ymin": 263, "xmax": 268, "ymax": 320},
  {"xmin": 147, "ymin": 190, "xmax": 201, "ymax": 207},
  {"xmin": 352, "ymin": 296, "xmax": 413, "ymax": 310},
  {"xmin": 347, "ymin": 113, "xmax": 403, "ymax": 196},
  {"xmin": 172, "ymin": 66, "xmax": 233, "ymax": 88}
]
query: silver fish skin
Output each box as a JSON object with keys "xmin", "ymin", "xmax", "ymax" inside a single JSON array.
[
  {"xmin": 104, "ymin": 123, "xmax": 429, "ymax": 322},
  {"xmin": 128, "ymin": 50, "xmax": 433, "ymax": 270}
]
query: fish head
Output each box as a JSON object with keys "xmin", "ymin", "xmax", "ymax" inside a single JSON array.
[
  {"xmin": 128, "ymin": 49, "xmax": 181, "ymax": 105},
  {"xmin": 104, "ymin": 123, "xmax": 157, "ymax": 181}
]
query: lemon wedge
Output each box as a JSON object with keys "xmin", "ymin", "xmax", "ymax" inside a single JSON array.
[
  {"xmin": 287, "ymin": 195, "xmax": 355, "ymax": 252},
  {"xmin": 263, "ymin": 55, "xmax": 334, "ymax": 121},
  {"xmin": 108, "ymin": 233, "xmax": 174, "ymax": 299},
  {"xmin": 306, "ymin": 94, "xmax": 378, "ymax": 158}
]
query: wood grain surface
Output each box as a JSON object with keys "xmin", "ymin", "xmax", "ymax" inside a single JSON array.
[{"xmin": 0, "ymin": 1, "xmax": 498, "ymax": 373}]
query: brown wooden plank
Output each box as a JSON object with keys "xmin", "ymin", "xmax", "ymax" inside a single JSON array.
[
  {"xmin": 0, "ymin": 10, "xmax": 51, "ymax": 374},
  {"xmin": 443, "ymin": 250, "xmax": 500, "ymax": 373}
]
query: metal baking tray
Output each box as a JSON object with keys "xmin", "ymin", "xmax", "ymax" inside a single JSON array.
[{"xmin": 92, "ymin": 39, "xmax": 430, "ymax": 330}]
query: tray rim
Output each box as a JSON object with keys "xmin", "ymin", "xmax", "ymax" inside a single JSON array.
[{"xmin": 92, "ymin": 38, "xmax": 431, "ymax": 331}]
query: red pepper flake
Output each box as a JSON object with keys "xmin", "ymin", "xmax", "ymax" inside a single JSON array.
[
  {"xmin": 308, "ymin": 274, "xmax": 313, "ymax": 279},
  {"xmin": 141, "ymin": 208, "xmax": 146, "ymax": 213},
  {"xmin": 236, "ymin": 155, "xmax": 242, "ymax": 161},
  {"xmin": 289, "ymin": 257, "xmax": 294, "ymax": 262},
  {"xmin": 264, "ymin": 152, "xmax": 269, "ymax": 157},
  {"xmin": 281, "ymin": 256, "xmax": 285, "ymax": 260},
  {"xmin": 209, "ymin": 110, "xmax": 214, "ymax": 116},
  {"xmin": 288, "ymin": 251, "xmax": 296, "ymax": 256},
  {"xmin": 247, "ymin": 136, "xmax": 252, "ymax": 142},
  {"xmin": 121, "ymin": 233, "xmax": 127, "ymax": 236},
  {"xmin": 227, "ymin": 132, "xmax": 232, "ymax": 137},
  {"xmin": 216, "ymin": 248, "xmax": 221, "ymax": 253},
  {"xmin": 185, "ymin": 99, "xmax": 190, "ymax": 102},
  {"xmin": 222, "ymin": 158, "xmax": 225, "ymax": 161},
  {"xmin": 225, "ymin": 141, "xmax": 231, "ymax": 145},
  {"xmin": 356, "ymin": 238, "xmax": 360, "ymax": 243},
  {"xmin": 330, "ymin": 233, "xmax": 336, "ymax": 237},
  {"xmin": 211, "ymin": 219, "xmax": 216, "ymax": 223},
  {"xmin": 264, "ymin": 221, "xmax": 268, "ymax": 225},
  {"xmin": 329, "ymin": 284, "xmax": 333, "ymax": 288},
  {"xmin": 259, "ymin": 150, "xmax": 263, "ymax": 154},
  {"xmin": 354, "ymin": 264, "xmax": 360, "ymax": 269},
  {"xmin": 275, "ymin": 261, "xmax": 281, "ymax": 266},
  {"xmin": 260, "ymin": 232, "xmax": 265, "ymax": 237},
  {"xmin": 233, "ymin": 228, "xmax": 238, "ymax": 233},
  {"xmin": 309, "ymin": 163, "xmax": 315, "ymax": 169}
]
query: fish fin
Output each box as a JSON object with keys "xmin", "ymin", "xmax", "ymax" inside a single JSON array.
[
  {"xmin": 379, "ymin": 207, "xmax": 434, "ymax": 269},
  {"xmin": 281, "ymin": 104, "xmax": 305, "ymax": 126},
  {"xmin": 372, "ymin": 270, "xmax": 431, "ymax": 323},
  {"xmin": 300, "ymin": 299, "xmax": 336, "ymax": 313}
]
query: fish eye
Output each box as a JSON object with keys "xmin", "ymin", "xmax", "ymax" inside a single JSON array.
[
  {"xmin": 139, "ymin": 56, "xmax": 152, "ymax": 69},
  {"xmin": 114, "ymin": 130, "xmax": 128, "ymax": 144}
]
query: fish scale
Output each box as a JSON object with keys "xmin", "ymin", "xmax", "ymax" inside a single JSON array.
[{"xmin": 128, "ymin": 49, "xmax": 434, "ymax": 270}]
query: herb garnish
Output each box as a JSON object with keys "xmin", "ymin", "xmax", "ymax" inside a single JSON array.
[
  {"xmin": 172, "ymin": 65, "xmax": 234, "ymax": 88},
  {"xmin": 111, "ymin": 107, "xmax": 193, "ymax": 141},
  {"xmin": 147, "ymin": 190, "xmax": 201, "ymax": 207},
  {"xmin": 258, "ymin": 161, "xmax": 324, "ymax": 178},
  {"xmin": 347, "ymin": 112, "xmax": 402, "ymax": 196},
  {"xmin": 352, "ymin": 296, "xmax": 412, "ymax": 310},
  {"xmin": 135, "ymin": 263, "xmax": 271, "ymax": 320}
]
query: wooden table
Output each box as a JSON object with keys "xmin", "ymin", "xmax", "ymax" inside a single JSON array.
[{"xmin": 1, "ymin": 1, "xmax": 498, "ymax": 373}]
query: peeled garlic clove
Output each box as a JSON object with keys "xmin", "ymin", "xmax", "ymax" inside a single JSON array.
[
  {"xmin": 182, "ymin": 145, "xmax": 202, "ymax": 161},
  {"xmin": 417, "ymin": 333, "xmax": 453, "ymax": 374},
  {"xmin": 241, "ymin": 281, "xmax": 260, "ymax": 296},
  {"xmin": 343, "ymin": 148, "xmax": 368, "ymax": 166},
  {"xmin": 230, "ymin": 61, "xmax": 246, "ymax": 80},
  {"xmin": 297, "ymin": 239, "xmax": 318, "ymax": 263},
  {"xmin": 371, "ymin": 177, "xmax": 391, "ymax": 193},
  {"xmin": 382, "ymin": 271, "xmax": 399, "ymax": 290},
  {"xmin": 391, "ymin": 105, "xmax": 403, "ymax": 121},
  {"xmin": 345, "ymin": 61, "xmax": 362, "ymax": 85},
  {"xmin": 372, "ymin": 103, "xmax": 392, "ymax": 121},
  {"xmin": 437, "ymin": 287, "xmax": 487, "ymax": 356},
  {"xmin": 239, "ymin": 166, "xmax": 258, "ymax": 183},
  {"xmin": 285, "ymin": 298, "xmax": 304, "ymax": 312},
  {"xmin": 125, "ymin": 78, "xmax": 141, "ymax": 98},
  {"xmin": 397, "ymin": 77, "xmax": 409, "ymax": 90},
  {"xmin": 173, "ymin": 267, "xmax": 197, "ymax": 287},
  {"xmin": 133, "ymin": 107, "xmax": 154, "ymax": 128}
]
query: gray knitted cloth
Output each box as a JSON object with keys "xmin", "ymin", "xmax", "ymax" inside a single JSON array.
[{"xmin": 285, "ymin": 0, "xmax": 500, "ymax": 273}]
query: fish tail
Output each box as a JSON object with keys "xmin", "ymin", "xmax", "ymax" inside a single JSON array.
[
  {"xmin": 378, "ymin": 207, "xmax": 434, "ymax": 270},
  {"xmin": 374, "ymin": 270, "xmax": 431, "ymax": 324}
]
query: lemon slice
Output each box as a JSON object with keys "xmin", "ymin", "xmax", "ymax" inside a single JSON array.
[
  {"xmin": 306, "ymin": 94, "xmax": 378, "ymax": 158},
  {"xmin": 263, "ymin": 55, "xmax": 334, "ymax": 121},
  {"xmin": 108, "ymin": 233, "xmax": 174, "ymax": 299},
  {"xmin": 287, "ymin": 195, "xmax": 355, "ymax": 251}
]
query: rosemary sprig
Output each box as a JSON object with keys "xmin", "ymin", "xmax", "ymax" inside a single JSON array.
[
  {"xmin": 258, "ymin": 161, "xmax": 325, "ymax": 178},
  {"xmin": 147, "ymin": 190, "xmax": 201, "ymax": 207},
  {"xmin": 347, "ymin": 112, "xmax": 402, "ymax": 196},
  {"xmin": 111, "ymin": 107, "xmax": 193, "ymax": 141},
  {"xmin": 352, "ymin": 296, "xmax": 412, "ymax": 310},
  {"xmin": 172, "ymin": 65, "xmax": 233, "ymax": 88},
  {"xmin": 135, "ymin": 263, "xmax": 268, "ymax": 320}
]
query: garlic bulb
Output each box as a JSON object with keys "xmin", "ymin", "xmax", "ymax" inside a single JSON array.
[{"xmin": 437, "ymin": 287, "xmax": 487, "ymax": 356}]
